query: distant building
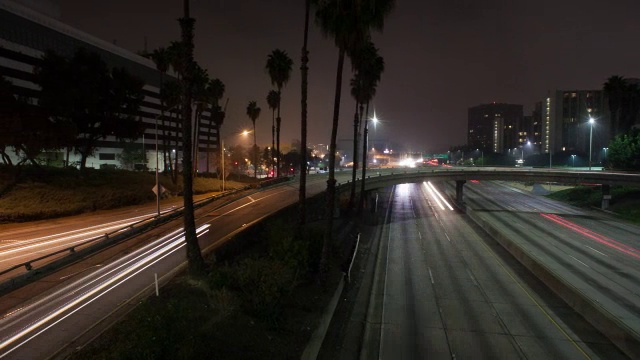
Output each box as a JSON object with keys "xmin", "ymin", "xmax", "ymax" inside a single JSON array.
[
  {"xmin": 543, "ymin": 90, "xmax": 610, "ymax": 160},
  {"xmin": 467, "ymin": 103, "xmax": 523, "ymax": 153},
  {"xmin": 0, "ymin": 0, "xmax": 219, "ymax": 170}
]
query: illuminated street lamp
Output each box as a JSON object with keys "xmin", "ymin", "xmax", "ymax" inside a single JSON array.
[
  {"xmin": 220, "ymin": 130, "xmax": 250, "ymax": 192},
  {"xmin": 588, "ymin": 117, "xmax": 595, "ymax": 170},
  {"xmin": 603, "ymin": 147, "xmax": 608, "ymax": 165},
  {"xmin": 360, "ymin": 112, "xmax": 379, "ymax": 211},
  {"xmin": 476, "ymin": 148, "xmax": 484, "ymax": 166}
]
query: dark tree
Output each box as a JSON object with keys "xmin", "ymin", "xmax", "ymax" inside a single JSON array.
[
  {"xmin": 604, "ymin": 75, "xmax": 627, "ymax": 139},
  {"xmin": 299, "ymin": 0, "xmax": 311, "ymax": 226},
  {"xmin": 179, "ymin": 0, "xmax": 205, "ymax": 275},
  {"xmin": 312, "ymin": 0, "xmax": 395, "ymax": 279},
  {"xmin": 246, "ymin": 100, "xmax": 261, "ymax": 177},
  {"xmin": 355, "ymin": 41, "xmax": 385, "ymax": 213},
  {"xmin": 148, "ymin": 47, "xmax": 172, "ymax": 171},
  {"xmin": 266, "ymin": 89, "xmax": 279, "ymax": 175},
  {"xmin": 35, "ymin": 49, "xmax": 144, "ymax": 171},
  {"xmin": 191, "ymin": 63, "xmax": 210, "ymax": 176},
  {"xmin": 206, "ymin": 78, "xmax": 225, "ymax": 173},
  {"xmin": 266, "ymin": 49, "xmax": 293, "ymax": 177},
  {"xmin": 160, "ymin": 78, "xmax": 183, "ymax": 183},
  {"xmin": 607, "ymin": 129, "xmax": 640, "ymax": 170}
]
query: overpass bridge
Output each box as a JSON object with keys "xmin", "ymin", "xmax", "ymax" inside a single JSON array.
[{"xmin": 340, "ymin": 167, "xmax": 640, "ymax": 209}]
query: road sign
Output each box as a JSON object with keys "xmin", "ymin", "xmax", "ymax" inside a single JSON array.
[{"xmin": 152, "ymin": 184, "xmax": 166, "ymax": 196}]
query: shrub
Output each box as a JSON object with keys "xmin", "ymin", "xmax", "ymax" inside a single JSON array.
[{"xmin": 233, "ymin": 257, "xmax": 295, "ymax": 322}]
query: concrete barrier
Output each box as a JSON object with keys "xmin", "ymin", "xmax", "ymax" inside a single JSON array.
[{"xmin": 466, "ymin": 207, "xmax": 640, "ymax": 359}]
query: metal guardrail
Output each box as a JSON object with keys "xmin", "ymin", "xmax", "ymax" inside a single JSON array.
[
  {"xmin": 0, "ymin": 175, "xmax": 296, "ymax": 291},
  {"xmin": 0, "ymin": 185, "xmax": 254, "ymax": 281}
]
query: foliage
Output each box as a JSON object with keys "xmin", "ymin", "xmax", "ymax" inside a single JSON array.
[
  {"xmin": 0, "ymin": 166, "xmax": 247, "ymax": 222},
  {"xmin": 266, "ymin": 49, "xmax": 294, "ymax": 177},
  {"xmin": 607, "ymin": 129, "xmax": 640, "ymax": 170},
  {"xmin": 603, "ymin": 75, "xmax": 640, "ymax": 138},
  {"xmin": 116, "ymin": 141, "xmax": 147, "ymax": 170},
  {"xmin": 70, "ymin": 217, "xmax": 340, "ymax": 360},
  {"xmin": 34, "ymin": 49, "xmax": 145, "ymax": 170},
  {"xmin": 0, "ymin": 76, "xmax": 72, "ymax": 166},
  {"xmin": 265, "ymin": 49, "xmax": 294, "ymax": 91}
]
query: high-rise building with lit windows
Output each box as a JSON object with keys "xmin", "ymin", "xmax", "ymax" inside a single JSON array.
[
  {"xmin": 0, "ymin": 0, "xmax": 219, "ymax": 170},
  {"xmin": 467, "ymin": 103, "xmax": 523, "ymax": 153},
  {"xmin": 543, "ymin": 90, "xmax": 610, "ymax": 158}
]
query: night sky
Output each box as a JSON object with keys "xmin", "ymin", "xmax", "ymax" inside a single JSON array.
[{"xmin": 55, "ymin": 0, "xmax": 640, "ymax": 153}]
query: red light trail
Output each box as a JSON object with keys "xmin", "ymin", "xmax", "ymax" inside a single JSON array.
[{"xmin": 540, "ymin": 213, "xmax": 640, "ymax": 260}]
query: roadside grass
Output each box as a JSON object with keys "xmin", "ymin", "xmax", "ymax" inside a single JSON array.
[
  {"xmin": 68, "ymin": 218, "xmax": 344, "ymax": 360},
  {"xmin": 0, "ymin": 166, "xmax": 246, "ymax": 222},
  {"xmin": 546, "ymin": 185, "xmax": 640, "ymax": 224}
]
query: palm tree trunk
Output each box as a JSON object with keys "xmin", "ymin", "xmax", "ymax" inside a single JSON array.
[
  {"xmin": 298, "ymin": 0, "xmax": 310, "ymax": 226},
  {"xmin": 358, "ymin": 101, "xmax": 370, "ymax": 213},
  {"xmin": 271, "ymin": 109, "xmax": 275, "ymax": 176},
  {"xmin": 192, "ymin": 107, "xmax": 198, "ymax": 177},
  {"xmin": 320, "ymin": 46, "xmax": 345, "ymax": 280},
  {"xmin": 206, "ymin": 113, "xmax": 211, "ymax": 173},
  {"xmin": 348, "ymin": 101, "xmax": 359, "ymax": 211},
  {"xmin": 179, "ymin": 0, "xmax": 205, "ymax": 276},
  {"xmin": 253, "ymin": 122, "xmax": 257, "ymax": 178},
  {"xmin": 276, "ymin": 90, "xmax": 282, "ymax": 177}
]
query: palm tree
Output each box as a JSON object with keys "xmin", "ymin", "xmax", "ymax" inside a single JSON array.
[
  {"xmin": 265, "ymin": 49, "xmax": 293, "ymax": 177},
  {"xmin": 266, "ymin": 89, "xmax": 279, "ymax": 176},
  {"xmin": 246, "ymin": 100, "xmax": 261, "ymax": 178},
  {"xmin": 299, "ymin": 0, "xmax": 311, "ymax": 226},
  {"xmin": 356, "ymin": 42, "xmax": 385, "ymax": 213},
  {"xmin": 604, "ymin": 75, "xmax": 627, "ymax": 139},
  {"xmin": 160, "ymin": 79, "xmax": 182, "ymax": 183},
  {"xmin": 149, "ymin": 47, "xmax": 171, "ymax": 171},
  {"xmin": 206, "ymin": 78, "xmax": 225, "ymax": 173},
  {"xmin": 347, "ymin": 40, "xmax": 384, "ymax": 213},
  {"xmin": 191, "ymin": 63, "xmax": 210, "ymax": 176},
  {"xmin": 312, "ymin": 0, "xmax": 395, "ymax": 277},
  {"xmin": 179, "ymin": 0, "xmax": 205, "ymax": 275}
]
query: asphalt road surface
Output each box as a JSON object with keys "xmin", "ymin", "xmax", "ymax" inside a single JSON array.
[
  {"xmin": 0, "ymin": 175, "xmax": 332, "ymax": 359},
  {"xmin": 376, "ymin": 182, "xmax": 627, "ymax": 359}
]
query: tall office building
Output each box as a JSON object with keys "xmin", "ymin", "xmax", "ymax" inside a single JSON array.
[
  {"xmin": 543, "ymin": 90, "xmax": 609, "ymax": 159},
  {"xmin": 0, "ymin": 0, "xmax": 218, "ymax": 170},
  {"xmin": 467, "ymin": 103, "xmax": 523, "ymax": 153}
]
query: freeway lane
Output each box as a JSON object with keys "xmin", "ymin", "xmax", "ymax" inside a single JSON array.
[
  {"xmin": 460, "ymin": 180, "xmax": 640, "ymax": 357},
  {"xmin": 377, "ymin": 183, "xmax": 625, "ymax": 359},
  {"xmin": 0, "ymin": 174, "xmax": 331, "ymax": 280},
  {"xmin": 0, "ymin": 176, "xmax": 336, "ymax": 359}
]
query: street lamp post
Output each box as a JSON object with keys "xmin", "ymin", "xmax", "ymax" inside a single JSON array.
[
  {"xmin": 603, "ymin": 147, "xmax": 608, "ymax": 166},
  {"xmin": 359, "ymin": 113, "xmax": 378, "ymax": 212},
  {"xmin": 220, "ymin": 130, "xmax": 250, "ymax": 192},
  {"xmin": 571, "ymin": 154, "xmax": 576, "ymax": 167},
  {"xmin": 589, "ymin": 117, "xmax": 594, "ymax": 170}
]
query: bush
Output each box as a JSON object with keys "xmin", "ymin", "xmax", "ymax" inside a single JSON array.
[{"xmin": 233, "ymin": 257, "xmax": 295, "ymax": 322}]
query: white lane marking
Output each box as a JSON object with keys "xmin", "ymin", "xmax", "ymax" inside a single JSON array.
[
  {"xmin": 466, "ymin": 268, "xmax": 479, "ymax": 286},
  {"xmin": 428, "ymin": 267, "xmax": 435, "ymax": 284},
  {"xmin": 444, "ymin": 233, "xmax": 451, "ymax": 242},
  {"xmin": 586, "ymin": 246, "xmax": 607, "ymax": 256},
  {"xmin": 569, "ymin": 255, "xmax": 589, "ymax": 268},
  {"xmin": 0, "ymin": 225, "xmax": 210, "ymax": 356},
  {"xmin": 248, "ymin": 196, "xmax": 255, "ymax": 202},
  {"xmin": 418, "ymin": 232, "xmax": 422, "ymax": 240}
]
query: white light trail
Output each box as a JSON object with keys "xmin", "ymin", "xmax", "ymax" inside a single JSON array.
[
  {"xmin": 427, "ymin": 181, "xmax": 454, "ymax": 211},
  {"xmin": 0, "ymin": 224, "xmax": 210, "ymax": 356},
  {"xmin": 424, "ymin": 182, "xmax": 444, "ymax": 210}
]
